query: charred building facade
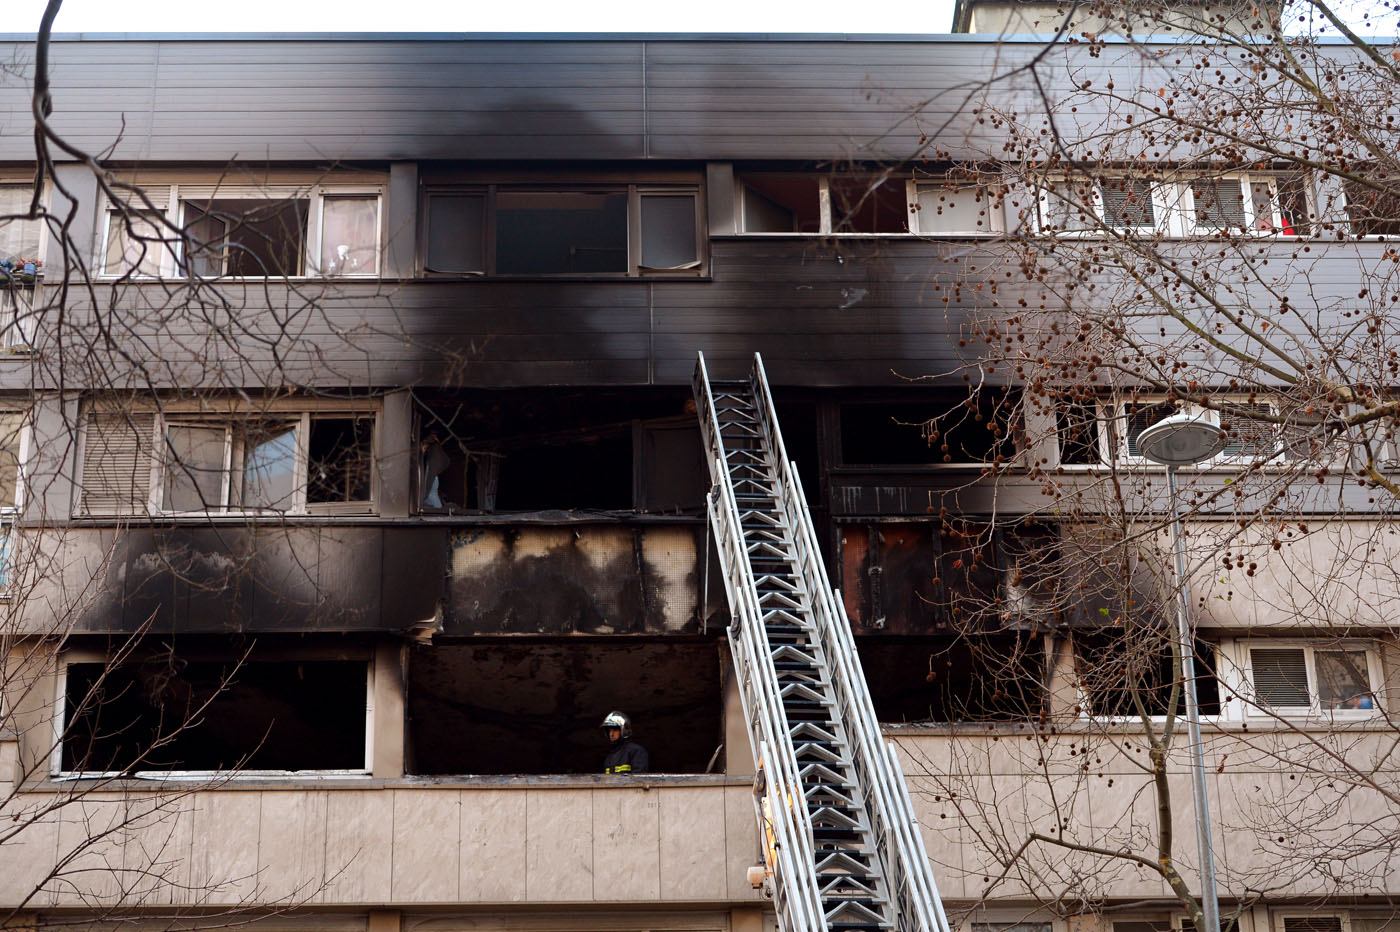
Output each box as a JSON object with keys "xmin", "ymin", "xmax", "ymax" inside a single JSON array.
[{"xmin": 1, "ymin": 24, "xmax": 1398, "ymax": 932}]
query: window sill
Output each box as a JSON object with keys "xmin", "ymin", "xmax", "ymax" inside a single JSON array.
[
  {"xmin": 34, "ymin": 771, "xmax": 746, "ymax": 792},
  {"xmin": 884, "ymin": 716, "xmax": 1393, "ymax": 736}
]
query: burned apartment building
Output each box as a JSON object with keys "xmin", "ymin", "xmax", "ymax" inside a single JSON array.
[{"xmin": 2, "ymin": 13, "xmax": 1400, "ymax": 932}]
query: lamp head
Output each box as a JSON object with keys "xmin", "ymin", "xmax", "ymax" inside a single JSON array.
[{"xmin": 1136, "ymin": 412, "xmax": 1227, "ymax": 466}]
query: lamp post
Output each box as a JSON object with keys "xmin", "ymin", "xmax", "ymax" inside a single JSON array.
[{"xmin": 1136, "ymin": 412, "xmax": 1226, "ymax": 932}]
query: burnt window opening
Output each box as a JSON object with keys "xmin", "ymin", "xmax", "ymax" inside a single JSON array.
[
  {"xmin": 1057, "ymin": 401, "xmax": 1102, "ymax": 465},
  {"xmin": 61, "ymin": 654, "xmax": 368, "ymax": 773},
  {"xmin": 182, "ymin": 197, "xmax": 310, "ymax": 277},
  {"xmin": 497, "ymin": 191, "xmax": 628, "ymax": 275},
  {"xmin": 406, "ymin": 639, "xmax": 723, "ymax": 775},
  {"xmin": 839, "ymin": 391, "xmax": 1019, "ymax": 466},
  {"xmin": 840, "ymin": 523, "xmax": 1004, "ymax": 632},
  {"xmin": 739, "ymin": 173, "xmax": 908, "ymax": 234},
  {"xmin": 307, "ymin": 415, "xmax": 374, "ymax": 505},
  {"xmin": 740, "ymin": 175, "xmax": 823, "ymax": 233},
  {"xmin": 415, "ymin": 390, "xmax": 706, "ymax": 515},
  {"xmin": 1075, "ymin": 632, "xmax": 1221, "ymax": 718},
  {"xmin": 1343, "ymin": 178, "xmax": 1400, "ymax": 237},
  {"xmin": 828, "ymin": 176, "xmax": 908, "ymax": 233},
  {"xmin": 858, "ymin": 635, "xmax": 1046, "ymax": 723},
  {"xmin": 774, "ymin": 401, "xmax": 820, "ymax": 507}
]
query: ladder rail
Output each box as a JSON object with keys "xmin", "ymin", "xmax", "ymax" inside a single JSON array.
[
  {"xmin": 750, "ymin": 353, "xmax": 950, "ymax": 932},
  {"xmin": 695, "ymin": 353, "xmax": 829, "ymax": 932}
]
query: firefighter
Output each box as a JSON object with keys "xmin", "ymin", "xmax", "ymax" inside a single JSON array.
[{"xmin": 600, "ymin": 710, "xmax": 649, "ymax": 774}]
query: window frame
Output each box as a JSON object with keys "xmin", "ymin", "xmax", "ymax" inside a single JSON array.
[
  {"xmin": 1068, "ymin": 394, "xmax": 1290, "ymax": 469},
  {"xmin": 1073, "ymin": 637, "xmax": 1224, "ymax": 724},
  {"xmin": 1179, "ymin": 172, "xmax": 1314, "ymax": 237},
  {"xmin": 1034, "ymin": 175, "xmax": 1174, "ymax": 236},
  {"xmin": 1274, "ymin": 913, "xmax": 1350, "ymax": 932},
  {"xmin": 1, "ymin": 176, "xmax": 50, "ymax": 349},
  {"xmin": 908, "ymin": 177, "xmax": 1005, "ymax": 236},
  {"xmin": 1220, "ymin": 638, "xmax": 1384, "ymax": 721},
  {"xmin": 1338, "ymin": 176, "xmax": 1400, "ymax": 238},
  {"xmin": 50, "ymin": 646, "xmax": 376, "ymax": 779},
  {"xmin": 419, "ymin": 182, "xmax": 706, "ymax": 279},
  {"xmin": 98, "ymin": 180, "xmax": 385, "ymax": 280},
  {"xmin": 735, "ymin": 173, "xmax": 913, "ymax": 237}
]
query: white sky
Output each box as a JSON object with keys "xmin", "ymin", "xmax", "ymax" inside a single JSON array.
[{"xmin": 5, "ymin": 0, "xmax": 961, "ymax": 34}]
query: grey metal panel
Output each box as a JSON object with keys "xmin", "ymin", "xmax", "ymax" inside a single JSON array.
[{"xmin": 384, "ymin": 161, "xmax": 418, "ymax": 280}]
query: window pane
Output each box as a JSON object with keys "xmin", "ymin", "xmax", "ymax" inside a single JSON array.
[
  {"xmin": 1219, "ymin": 403, "xmax": 1278, "ymax": 459},
  {"xmin": 0, "ymin": 185, "xmax": 41, "ymax": 264},
  {"xmin": 307, "ymin": 416, "xmax": 373, "ymax": 504},
  {"xmin": 639, "ymin": 194, "xmax": 698, "ymax": 269},
  {"xmin": 183, "ymin": 208, "xmax": 228, "ymax": 278},
  {"xmin": 1123, "ymin": 401, "xmax": 1179, "ymax": 459},
  {"xmin": 1277, "ymin": 174, "xmax": 1311, "ymax": 235},
  {"xmin": 496, "ymin": 191, "xmax": 627, "ymax": 274},
  {"xmin": 320, "ymin": 196, "xmax": 378, "ymax": 276},
  {"xmin": 1039, "ymin": 179, "xmax": 1099, "ymax": 232},
  {"xmin": 425, "ymin": 194, "xmax": 485, "ymax": 274},
  {"xmin": 1192, "ymin": 179, "xmax": 1247, "ymax": 230},
  {"xmin": 0, "ymin": 411, "xmax": 23, "ymax": 509},
  {"xmin": 238, "ymin": 422, "xmax": 297, "ymax": 509},
  {"xmin": 105, "ymin": 210, "xmax": 166, "ymax": 276},
  {"xmin": 1343, "ymin": 179, "xmax": 1400, "ymax": 236},
  {"xmin": 163, "ymin": 425, "xmax": 226, "ymax": 511},
  {"xmin": 916, "ymin": 184, "xmax": 992, "ymax": 233},
  {"xmin": 1101, "ymin": 179, "xmax": 1155, "ymax": 228},
  {"xmin": 179, "ymin": 198, "xmax": 308, "ymax": 277},
  {"xmin": 1316, "ymin": 650, "xmax": 1372, "ymax": 710},
  {"xmin": 1251, "ymin": 647, "xmax": 1310, "ymax": 708}
]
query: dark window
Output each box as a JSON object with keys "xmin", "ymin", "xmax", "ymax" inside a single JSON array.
[
  {"xmin": 858, "ymin": 635, "xmax": 1045, "ymax": 723},
  {"xmin": 63, "ymin": 658, "xmax": 367, "ymax": 772},
  {"xmin": 307, "ymin": 415, "xmax": 373, "ymax": 505},
  {"xmin": 1123, "ymin": 400, "xmax": 1180, "ymax": 459},
  {"xmin": 424, "ymin": 193, "xmax": 486, "ymax": 274},
  {"xmin": 1077, "ymin": 633, "xmax": 1221, "ymax": 718},
  {"xmin": 183, "ymin": 197, "xmax": 309, "ymax": 277},
  {"xmin": 1057, "ymin": 402, "xmax": 1101, "ymax": 465},
  {"xmin": 1344, "ymin": 179, "xmax": 1400, "ymax": 236},
  {"xmin": 839, "ymin": 392, "xmax": 1018, "ymax": 465},
  {"xmin": 829, "ymin": 176, "xmax": 908, "ymax": 233},
  {"xmin": 494, "ymin": 430, "xmax": 633, "ymax": 511},
  {"xmin": 741, "ymin": 176, "xmax": 822, "ymax": 233},
  {"xmin": 407, "ymin": 639, "xmax": 722, "ymax": 774},
  {"xmin": 495, "ymin": 191, "xmax": 628, "ymax": 275}
]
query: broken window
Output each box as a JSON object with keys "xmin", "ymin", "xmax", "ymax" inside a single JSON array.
[
  {"xmin": 838, "ymin": 390, "xmax": 1018, "ymax": 465},
  {"xmin": 406, "ymin": 639, "xmax": 723, "ymax": 775},
  {"xmin": 739, "ymin": 173, "xmax": 908, "ymax": 234},
  {"xmin": 60, "ymin": 651, "xmax": 370, "ymax": 774},
  {"xmin": 1344, "ymin": 178, "xmax": 1400, "ymax": 237},
  {"xmin": 858, "ymin": 635, "xmax": 1046, "ymax": 723},
  {"xmin": 422, "ymin": 184, "xmax": 703, "ymax": 277},
  {"xmin": 1075, "ymin": 632, "xmax": 1221, "ymax": 718},
  {"xmin": 79, "ymin": 403, "xmax": 376, "ymax": 516},
  {"xmin": 100, "ymin": 180, "xmax": 382, "ymax": 278},
  {"xmin": 415, "ymin": 390, "xmax": 703, "ymax": 514},
  {"xmin": 1056, "ymin": 401, "xmax": 1102, "ymax": 465}
]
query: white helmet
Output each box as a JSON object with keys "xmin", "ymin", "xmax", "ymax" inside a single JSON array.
[{"xmin": 600, "ymin": 710, "xmax": 632, "ymax": 738}]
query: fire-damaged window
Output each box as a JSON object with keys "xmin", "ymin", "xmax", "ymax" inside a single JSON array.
[
  {"xmin": 1074, "ymin": 632, "xmax": 1221, "ymax": 718},
  {"xmin": 405, "ymin": 639, "xmax": 724, "ymax": 775},
  {"xmin": 421, "ymin": 184, "xmax": 703, "ymax": 277},
  {"xmin": 58, "ymin": 647, "xmax": 371, "ymax": 775},
  {"xmin": 859, "ymin": 635, "xmax": 1047, "ymax": 723},
  {"xmin": 738, "ymin": 172, "xmax": 909, "ymax": 234},
  {"xmin": 838, "ymin": 390, "xmax": 1019, "ymax": 466},
  {"xmin": 840, "ymin": 523, "xmax": 1004, "ymax": 632},
  {"xmin": 415, "ymin": 390, "xmax": 706, "ymax": 514},
  {"xmin": 77, "ymin": 402, "xmax": 377, "ymax": 517}
]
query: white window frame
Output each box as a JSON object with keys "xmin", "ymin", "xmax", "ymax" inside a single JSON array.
[
  {"xmin": 151, "ymin": 408, "xmax": 377, "ymax": 516},
  {"xmin": 1088, "ymin": 395, "xmax": 1289, "ymax": 468},
  {"xmin": 0, "ymin": 411, "xmax": 31, "ymax": 597},
  {"xmin": 1178, "ymin": 172, "xmax": 1314, "ymax": 237},
  {"xmin": 1273, "ymin": 913, "xmax": 1350, "ymax": 932},
  {"xmin": 1, "ymin": 176, "xmax": 50, "ymax": 349},
  {"xmin": 98, "ymin": 181, "xmax": 384, "ymax": 280},
  {"xmin": 908, "ymin": 177, "xmax": 1005, "ymax": 236},
  {"xmin": 1034, "ymin": 175, "xmax": 1173, "ymax": 236},
  {"xmin": 736, "ymin": 174, "xmax": 912, "ymax": 236},
  {"xmin": 1217, "ymin": 638, "xmax": 1384, "ymax": 721},
  {"xmin": 50, "ymin": 648, "xmax": 375, "ymax": 779},
  {"xmin": 1338, "ymin": 176, "xmax": 1400, "ymax": 239}
]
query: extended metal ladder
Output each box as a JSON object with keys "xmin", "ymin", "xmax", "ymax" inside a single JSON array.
[{"xmin": 693, "ymin": 352, "xmax": 952, "ymax": 932}]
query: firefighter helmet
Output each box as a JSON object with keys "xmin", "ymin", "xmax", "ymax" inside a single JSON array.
[{"xmin": 600, "ymin": 710, "xmax": 632, "ymax": 738}]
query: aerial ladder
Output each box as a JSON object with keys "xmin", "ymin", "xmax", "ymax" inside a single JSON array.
[{"xmin": 693, "ymin": 352, "xmax": 953, "ymax": 932}]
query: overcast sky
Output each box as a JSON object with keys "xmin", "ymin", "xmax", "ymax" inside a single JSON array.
[{"xmin": 5, "ymin": 0, "xmax": 961, "ymax": 34}]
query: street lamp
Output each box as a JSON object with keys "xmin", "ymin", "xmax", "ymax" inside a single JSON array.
[{"xmin": 1137, "ymin": 412, "xmax": 1226, "ymax": 932}]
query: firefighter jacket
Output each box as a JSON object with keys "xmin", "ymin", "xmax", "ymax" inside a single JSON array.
[{"xmin": 603, "ymin": 738, "xmax": 649, "ymax": 774}]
